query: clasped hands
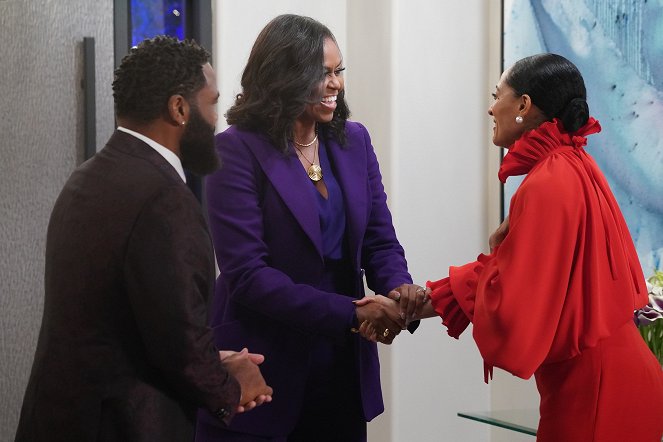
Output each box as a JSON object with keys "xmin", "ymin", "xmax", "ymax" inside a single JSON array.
[
  {"xmin": 219, "ymin": 348, "xmax": 273, "ymax": 413},
  {"xmin": 354, "ymin": 283, "xmax": 433, "ymax": 344},
  {"xmin": 352, "ymin": 218, "xmax": 509, "ymax": 345}
]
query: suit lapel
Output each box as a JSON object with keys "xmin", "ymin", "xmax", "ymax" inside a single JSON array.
[
  {"xmin": 106, "ymin": 130, "xmax": 186, "ymax": 186},
  {"xmin": 242, "ymin": 131, "xmax": 324, "ymax": 257},
  {"xmin": 326, "ymin": 136, "xmax": 368, "ymax": 265}
]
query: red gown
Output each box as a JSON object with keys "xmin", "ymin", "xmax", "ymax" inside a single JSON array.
[{"xmin": 429, "ymin": 118, "xmax": 663, "ymax": 441}]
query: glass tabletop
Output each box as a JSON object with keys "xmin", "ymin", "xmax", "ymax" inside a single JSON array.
[
  {"xmin": 459, "ymin": 410, "xmax": 663, "ymax": 439},
  {"xmin": 457, "ymin": 409, "xmax": 539, "ymax": 436}
]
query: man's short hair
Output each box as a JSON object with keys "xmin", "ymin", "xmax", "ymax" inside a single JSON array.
[{"xmin": 113, "ymin": 35, "xmax": 210, "ymax": 123}]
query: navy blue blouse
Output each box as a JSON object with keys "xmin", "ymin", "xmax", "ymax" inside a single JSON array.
[{"xmin": 310, "ymin": 140, "xmax": 346, "ymax": 260}]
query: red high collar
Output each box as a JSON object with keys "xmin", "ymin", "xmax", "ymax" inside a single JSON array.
[{"xmin": 498, "ymin": 117, "xmax": 602, "ymax": 183}]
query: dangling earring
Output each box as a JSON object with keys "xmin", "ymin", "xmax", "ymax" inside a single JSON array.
[{"xmin": 515, "ymin": 116, "xmax": 523, "ymax": 124}]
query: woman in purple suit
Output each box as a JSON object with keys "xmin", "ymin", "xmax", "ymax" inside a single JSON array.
[{"xmin": 195, "ymin": 14, "xmax": 425, "ymax": 442}]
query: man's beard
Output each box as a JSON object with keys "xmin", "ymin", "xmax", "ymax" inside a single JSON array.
[{"xmin": 180, "ymin": 105, "xmax": 220, "ymax": 176}]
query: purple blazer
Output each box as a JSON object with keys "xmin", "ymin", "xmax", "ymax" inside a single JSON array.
[{"xmin": 198, "ymin": 121, "xmax": 411, "ymax": 437}]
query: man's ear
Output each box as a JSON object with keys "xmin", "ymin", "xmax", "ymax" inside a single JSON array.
[{"xmin": 167, "ymin": 94, "xmax": 190, "ymax": 127}]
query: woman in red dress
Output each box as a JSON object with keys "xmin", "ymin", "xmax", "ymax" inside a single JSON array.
[{"xmin": 360, "ymin": 53, "xmax": 663, "ymax": 441}]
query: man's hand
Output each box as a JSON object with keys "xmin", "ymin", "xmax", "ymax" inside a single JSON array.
[{"xmin": 220, "ymin": 348, "xmax": 273, "ymax": 413}]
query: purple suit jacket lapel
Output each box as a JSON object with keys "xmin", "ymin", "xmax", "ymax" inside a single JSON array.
[
  {"xmin": 326, "ymin": 136, "xmax": 368, "ymax": 263},
  {"xmin": 242, "ymin": 131, "xmax": 324, "ymax": 257}
]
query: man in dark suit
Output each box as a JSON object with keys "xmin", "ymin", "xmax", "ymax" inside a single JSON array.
[{"xmin": 15, "ymin": 36, "xmax": 272, "ymax": 442}]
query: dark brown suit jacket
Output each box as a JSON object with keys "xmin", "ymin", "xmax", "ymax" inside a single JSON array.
[{"xmin": 15, "ymin": 131, "xmax": 240, "ymax": 442}]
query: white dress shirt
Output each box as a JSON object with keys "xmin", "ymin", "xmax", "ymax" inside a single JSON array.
[{"xmin": 117, "ymin": 126, "xmax": 186, "ymax": 183}]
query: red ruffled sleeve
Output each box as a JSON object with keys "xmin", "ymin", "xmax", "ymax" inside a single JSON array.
[
  {"xmin": 428, "ymin": 275, "xmax": 470, "ymax": 339},
  {"xmin": 428, "ymin": 258, "xmax": 493, "ymax": 339},
  {"xmin": 429, "ymin": 120, "xmax": 646, "ymax": 384}
]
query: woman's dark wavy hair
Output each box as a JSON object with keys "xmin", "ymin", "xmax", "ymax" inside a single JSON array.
[
  {"xmin": 113, "ymin": 36, "xmax": 210, "ymax": 123},
  {"xmin": 226, "ymin": 14, "xmax": 350, "ymax": 152},
  {"xmin": 505, "ymin": 53, "xmax": 589, "ymax": 133}
]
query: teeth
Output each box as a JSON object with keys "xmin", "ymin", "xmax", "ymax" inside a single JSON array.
[{"xmin": 322, "ymin": 96, "xmax": 337, "ymax": 103}]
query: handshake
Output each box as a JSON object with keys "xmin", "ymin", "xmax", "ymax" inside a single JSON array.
[
  {"xmin": 218, "ymin": 284, "xmax": 437, "ymax": 414},
  {"xmin": 353, "ymin": 283, "xmax": 435, "ymax": 344}
]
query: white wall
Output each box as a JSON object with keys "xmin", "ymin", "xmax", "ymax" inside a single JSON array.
[
  {"xmin": 383, "ymin": 1, "xmax": 491, "ymax": 440},
  {"xmin": 213, "ymin": 1, "xmax": 538, "ymax": 441}
]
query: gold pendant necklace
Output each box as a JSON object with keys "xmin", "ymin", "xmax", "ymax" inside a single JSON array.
[
  {"xmin": 307, "ymin": 163, "xmax": 323, "ymax": 182},
  {"xmin": 294, "ymin": 140, "xmax": 322, "ymax": 182}
]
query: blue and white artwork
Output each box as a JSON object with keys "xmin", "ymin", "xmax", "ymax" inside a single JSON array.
[
  {"xmin": 130, "ymin": 0, "xmax": 187, "ymax": 47},
  {"xmin": 503, "ymin": 0, "xmax": 663, "ymax": 273}
]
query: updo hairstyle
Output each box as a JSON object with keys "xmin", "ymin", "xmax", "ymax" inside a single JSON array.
[{"xmin": 505, "ymin": 53, "xmax": 589, "ymax": 133}]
